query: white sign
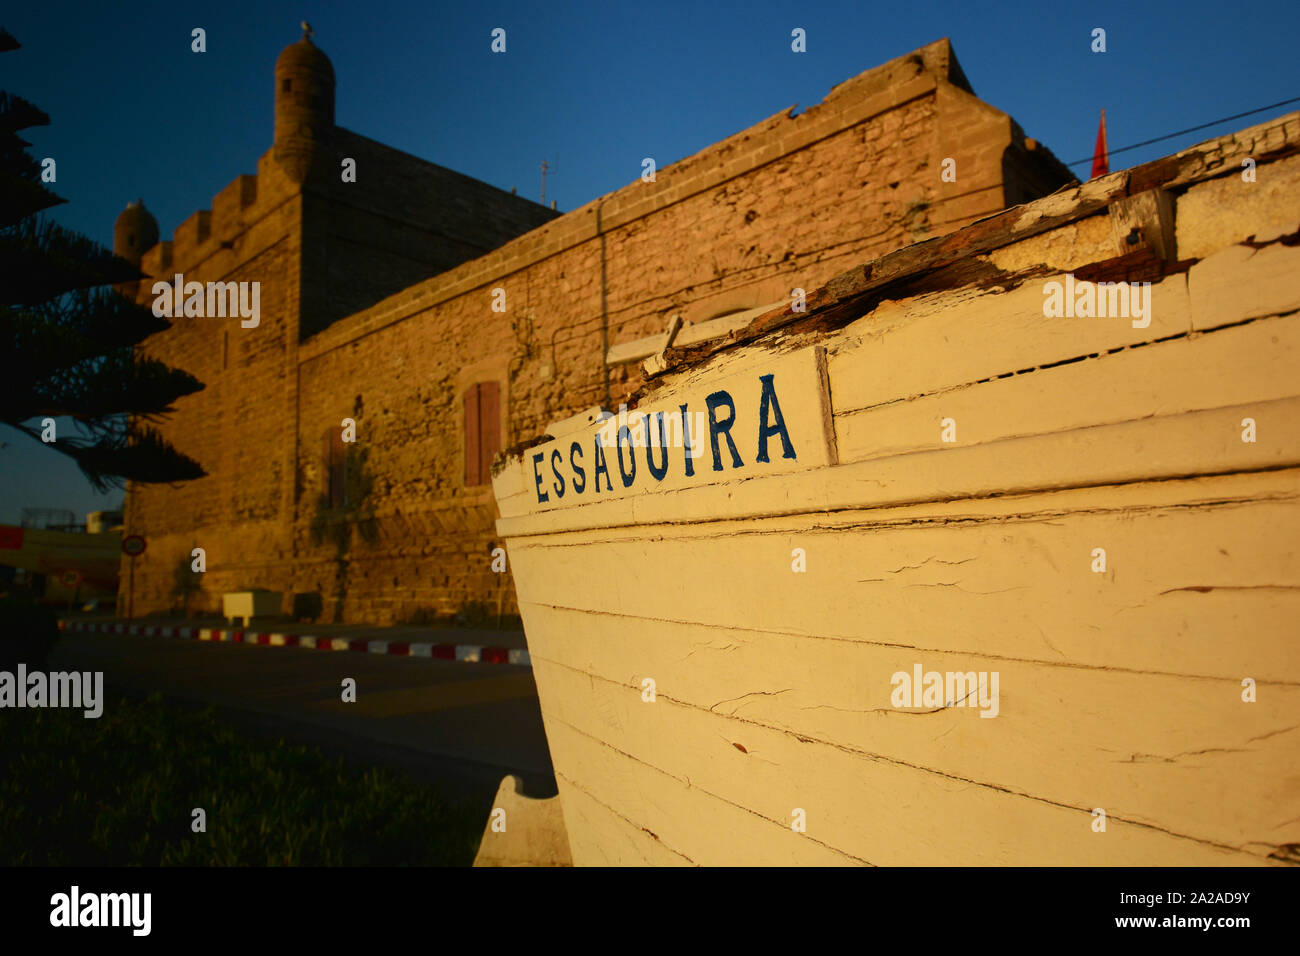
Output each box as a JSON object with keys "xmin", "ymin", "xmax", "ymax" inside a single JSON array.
[{"xmin": 513, "ymin": 346, "xmax": 836, "ymax": 512}]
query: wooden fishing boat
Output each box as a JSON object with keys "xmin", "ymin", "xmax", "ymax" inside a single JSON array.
[{"xmin": 491, "ymin": 113, "xmax": 1300, "ymax": 865}]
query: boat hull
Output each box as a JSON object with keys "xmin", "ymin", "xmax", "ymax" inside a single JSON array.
[{"xmin": 494, "ymin": 118, "xmax": 1300, "ymax": 865}]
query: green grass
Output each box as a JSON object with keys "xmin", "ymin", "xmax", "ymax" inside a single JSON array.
[{"xmin": 0, "ymin": 693, "xmax": 484, "ymax": 866}]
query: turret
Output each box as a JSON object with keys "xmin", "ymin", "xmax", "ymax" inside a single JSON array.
[
  {"xmin": 273, "ymin": 25, "xmax": 335, "ymax": 183},
  {"xmin": 113, "ymin": 198, "xmax": 159, "ymax": 266}
]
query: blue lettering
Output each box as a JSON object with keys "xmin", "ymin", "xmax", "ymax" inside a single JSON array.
[
  {"xmin": 645, "ymin": 413, "xmax": 668, "ymax": 481},
  {"xmin": 705, "ymin": 390, "xmax": 744, "ymax": 472},
  {"xmin": 616, "ymin": 425, "xmax": 637, "ymax": 488},
  {"xmin": 532, "ymin": 452, "xmax": 549, "ymax": 503},
  {"xmin": 550, "ymin": 448, "xmax": 566, "ymax": 499},
  {"xmin": 570, "ymin": 440, "xmax": 586, "ymax": 494},
  {"xmin": 680, "ymin": 403, "xmax": 695, "ymax": 477},
  {"xmin": 592, "ymin": 435, "xmax": 613, "ymax": 492},
  {"xmin": 755, "ymin": 373, "xmax": 796, "ymax": 463}
]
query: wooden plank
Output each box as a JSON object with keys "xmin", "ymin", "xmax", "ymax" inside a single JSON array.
[
  {"xmin": 828, "ymin": 236, "xmax": 1300, "ymax": 417},
  {"xmin": 552, "ymin": 774, "xmax": 694, "ymax": 866},
  {"xmin": 496, "ymin": 396, "xmax": 1300, "ymax": 535},
  {"xmin": 834, "ymin": 312, "xmax": 1300, "ymax": 463},
  {"xmin": 507, "ymin": 484, "xmax": 1300, "ymax": 682},
  {"xmin": 606, "ymin": 303, "xmax": 782, "ymax": 367},
  {"xmin": 545, "ymin": 719, "xmax": 863, "ymax": 866},
  {"xmin": 1188, "ymin": 236, "xmax": 1300, "ymax": 331},
  {"xmin": 532, "ymin": 659, "xmax": 1274, "ymax": 866},
  {"xmin": 825, "ymin": 272, "xmax": 1192, "ymax": 416},
  {"xmin": 522, "ymin": 604, "xmax": 1300, "ymax": 854}
]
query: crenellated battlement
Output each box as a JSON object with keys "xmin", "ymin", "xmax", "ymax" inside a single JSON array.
[
  {"xmin": 211, "ymin": 174, "xmax": 258, "ymax": 242},
  {"xmin": 171, "ymin": 209, "xmax": 210, "ymax": 262},
  {"xmin": 133, "ymin": 170, "xmax": 264, "ymax": 281},
  {"xmin": 139, "ymin": 239, "xmax": 172, "ymax": 277}
]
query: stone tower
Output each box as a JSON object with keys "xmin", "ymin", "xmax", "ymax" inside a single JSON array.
[
  {"xmin": 112, "ymin": 198, "xmax": 158, "ymax": 265},
  {"xmin": 112, "ymin": 198, "xmax": 159, "ymax": 298},
  {"xmin": 273, "ymin": 26, "xmax": 335, "ymax": 183}
]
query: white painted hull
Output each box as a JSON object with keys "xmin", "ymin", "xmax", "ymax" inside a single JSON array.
[{"xmin": 494, "ymin": 118, "xmax": 1300, "ymax": 865}]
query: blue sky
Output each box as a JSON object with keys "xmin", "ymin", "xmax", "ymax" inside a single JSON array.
[{"xmin": 3, "ymin": 0, "xmax": 1298, "ymax": 524}]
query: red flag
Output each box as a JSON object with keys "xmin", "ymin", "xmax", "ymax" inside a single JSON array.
[{"xmin": 1091, "ymin": 108, "xmax": 1109, "ymax": 178}]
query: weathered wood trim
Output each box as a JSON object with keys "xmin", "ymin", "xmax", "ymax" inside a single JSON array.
[
  {"xmin": 609, "ymin": 302, "xmax": 783, "ymax": 367},
  {"xmin": 1109, "ymin": 188, "xmax": 1177, "ymax": 261},
  {"xmin": 645, "ymin": 111, "xmax": 1300, "ymax": 377}
]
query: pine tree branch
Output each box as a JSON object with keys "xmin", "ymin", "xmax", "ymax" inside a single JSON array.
[
  {"xmin": 0, "ymin": 92, "xmax": 50, "ymax": 134},
  {"xmin": 7, "ymin": 418, "xmax": 206, "ymax": 491},
  {"xmin": 0, "ymin": 172, "xmax": 65, "ymax": 226},
  {"xmin": 0, "ymin": 217, "xmax": 144, "ymax": 305},
  {"xmin": 0, "ymin": 57, "xmax": 209, "ymax": 489}
]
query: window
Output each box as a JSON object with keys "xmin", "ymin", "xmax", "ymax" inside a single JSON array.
[
  {"xmin": 464, "ymin": 382, "xmax": 501, "ymax": 486},
  {"xmin": 323, "ymin": 426, "xmax": 346, "ymax": 508},
  {"xmin": 282, "ymin": 78, "xmax": 292, "ymax": 92}
]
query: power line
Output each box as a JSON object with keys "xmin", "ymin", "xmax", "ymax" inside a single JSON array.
[
  {"xmin": 528, "ymin": 99, "xmax": 1300, "ymax": 347},
  {"xmin": 462, "ymin": 100, "xmax": 1300, "ymax": 355},
  {"xmin": 1065, "ymin": 95, "xmax": 1300, "ymax": 167},
  {"xmin": 556, "ymin": 97, "xmax": 1300, "ymax": 344}
]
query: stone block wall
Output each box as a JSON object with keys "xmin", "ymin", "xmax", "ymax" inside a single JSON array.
[{"xmin": 121, "ymin": 154, "xmax": 304, "ymax": 616}]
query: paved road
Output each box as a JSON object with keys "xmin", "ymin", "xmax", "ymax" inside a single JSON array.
[{"xmin": 46, "ymin": 630, "xmax": 556, "ymax": 808}]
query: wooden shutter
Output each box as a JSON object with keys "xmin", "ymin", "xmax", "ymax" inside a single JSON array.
[
  {"xmin": 464, "ymin": 382, "xmax": 502, "ymax": 486},
  {"xmin": 478, "ymin": 381, "xmax": 501, "ymax": 484},
  {"xmin": 465, "ymin": 386, "xmax": 482, "ymax": 485}
]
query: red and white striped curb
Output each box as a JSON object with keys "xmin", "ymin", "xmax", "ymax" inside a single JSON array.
[{"xmin": 58, "ymin": 620, "xmax": 531, "ymax": 667}]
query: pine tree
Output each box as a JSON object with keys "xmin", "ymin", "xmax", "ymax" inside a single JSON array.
[{"xmin": 0, "ymin": 28, "xmax": 205, "ymax": 491}]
